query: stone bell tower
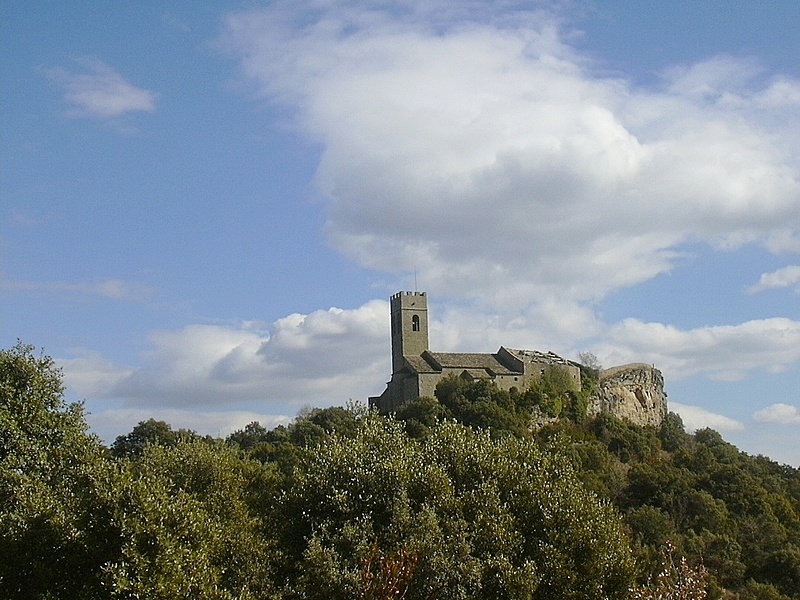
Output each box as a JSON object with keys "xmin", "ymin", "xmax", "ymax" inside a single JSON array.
[{"xmin": 390, "ymin": 291, "xmax": 429, "ymax": 373}]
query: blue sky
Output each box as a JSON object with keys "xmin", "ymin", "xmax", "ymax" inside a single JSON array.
[{"xmin": 2, "ymin": 1, "xmax": 799, "ymax": 465}]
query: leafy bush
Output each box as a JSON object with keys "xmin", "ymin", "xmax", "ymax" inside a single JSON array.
[{"xmin": 273, "ymin": 415, "xmax": 635, "ymax": 599}]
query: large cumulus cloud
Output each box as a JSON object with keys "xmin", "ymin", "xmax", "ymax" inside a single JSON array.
[{"xmin": 220, "ymin": 1, "xmax": 800, "ymax": 305}]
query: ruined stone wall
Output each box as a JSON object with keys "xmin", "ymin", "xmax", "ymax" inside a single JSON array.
[{"xmin": 588, "ymin": 363, "xmax": 667, "ymax": 427}]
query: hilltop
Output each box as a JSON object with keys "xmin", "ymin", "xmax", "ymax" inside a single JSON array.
[{"xmin": 3, "ymin": 342, "xmax": 799, "ymax": 599}]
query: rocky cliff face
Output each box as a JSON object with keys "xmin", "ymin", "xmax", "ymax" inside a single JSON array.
[{"xmin": 588, "ymin": 363, "xmax": 667, "ymax": 427}]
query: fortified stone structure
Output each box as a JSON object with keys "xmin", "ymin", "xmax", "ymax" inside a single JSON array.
[
  {"xmin": 370, "ymin": 292, "xmax": 580, "ymax": 413},
  {"xmin": 370, "ymin": 291, "xmax": 668, "ymax": 427},
  {"xmin": 588, "ymin": 363, "xmax": 667, "ymax": 427}
]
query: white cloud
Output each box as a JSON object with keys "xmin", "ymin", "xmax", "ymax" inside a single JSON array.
[
  {"xmin": 753, "ymin": 403, "xmax": 800, "ymax": 425},
  {"xmin": 664, "ymin": 55, "xmax": 763, "ymax": 101},
  {"xmin": 220, "ymin": 2, "xmax": 800, "ymax": 307},
  {"xmin": 754, "ymin": 77, "xmax": 800, "ymax": 109},
  {"xmin": 62, "ymin": 299, "xmax": 391, "ymax": 409},
  {"xmin": 660, "ymin": 55, "xmax": 800, "ymax": 113},
  {"xmin": 746, "ymin": 265, "xmax": 800, "ymax": 294},
  {"xmin": 0, "ymin": 277, "xmax": 153, "ymax": 301},
  {"xmin": 670, "ymin": 402, "xmax": 745, "ymax": 432},
  {"xmin": 595, "ymin": 317, "xmax": 800, "ymax": 381},
  {"xmin": 60, "ymin": 350, "xmax": 134, "ymax": 398},
  {"xmin": 431, "ymin": 298, "xmax": 603, "ymax": 357},
  {"xmin": 47, "ymin": 57, "xmax": 156, "ymax": 118}
]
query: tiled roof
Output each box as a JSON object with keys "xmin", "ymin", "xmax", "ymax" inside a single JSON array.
[
  {"xmin": 460, "ymin": 369, "xmax": 493, "ymax": 380},
  {"xmin": 404, "ymin": 354, "xmax": 439, "ymax": 373},
  {"xmin": 403, "ymin": 348, "xmax": 573, "ymax": 376},
  {"xmin": 423, "ymin": 351, "xmax": 521, "ymax": 375}
]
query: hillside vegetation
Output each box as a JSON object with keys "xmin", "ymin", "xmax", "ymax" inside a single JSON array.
[
  {"xmin": 396, "ymin": 372, "xmax": 800, "ymax": 599},
  {"xmin": 2, "ymin": 343, "xmax": 798, "ymax": 599}
]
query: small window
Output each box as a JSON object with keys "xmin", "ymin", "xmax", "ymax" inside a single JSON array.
[{"xmin": 412, "ymin": 315, "xmax": 420, "ymax": 331}]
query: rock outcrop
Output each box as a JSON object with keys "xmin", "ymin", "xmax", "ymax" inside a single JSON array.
[{"xmin": 588, "ymin": 363, "xmax": 667, "ymax": 427}]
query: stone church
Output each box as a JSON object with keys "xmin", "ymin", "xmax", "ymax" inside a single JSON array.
[
  {"xmin": 369, "ymin": 291, "xmax": 668, "ymax": 427},
  {"xmin": 369, "ymin": 291, "xmax": 582, "ymax": 413}
]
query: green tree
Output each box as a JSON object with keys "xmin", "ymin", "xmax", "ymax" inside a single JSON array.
[
  {"xmin": 302, "ymin": 405, "xmax": 360, "ymax": 437},
  {"xmin": 434, "ymin": 376, "xmax": 530, "ymax": 436},
  {"xmin": 226, "ymin": 420, "xmax": 270, "ymax": 450},
  {"xmin": 395, "ymin": 395, "xmax": 448, "ymax": 438},
  {"xmin": 591, "ymin": 413, "xmax": 660, "ymax": 463},
  {"xmin": 111, "ymin": 418, "xmax": 200, "ymax": 458},
  {"xmin": 104, "ymin": 440, "xmax": 279, "ymax": 600},
  {"xmin": 757, "ymin": 547, "xmax": 800, "ymax": 598},
  {"xmin": 737, "ymin": 580, "xmax": 793, "ymax": 600},
  {"xmin": 625, "ymin": 505, "xmax": 676, "ymax": 549},
  {"xmin": 0, "ymin": 342, "xmax": 115, "ymax": 599},
  {"xmin": 659, "ymin": 412, "xmax": 690, "ymax": 452},
  {"xmin": 524, "ymin": 366, "xmax": 575, "ymax": 418},
  {"xmin": 271, "ymin": 414, "xmax": 635, "ymax": 599}
]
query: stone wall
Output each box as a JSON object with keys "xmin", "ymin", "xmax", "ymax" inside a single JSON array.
[{"xmin": 588, "ymin": 363, "xmax": 667, "ymax": 427}]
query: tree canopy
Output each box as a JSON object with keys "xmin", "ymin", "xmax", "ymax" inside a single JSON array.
[
  {"xmin": 269, "ymin": 415, "xmax": 634, "ymax": 599},
  {"xmin": 3, "ymin": 343, "xmax": 799, "ymax": 599},
  {"xmin": 1, "ymin": 342, "xmax": 110, "ymax": 598}
]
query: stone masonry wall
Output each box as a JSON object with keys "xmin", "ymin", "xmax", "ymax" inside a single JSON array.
[{"xmin": 588, "ymin": 363, "xmax": 667, "ymax": 427}]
